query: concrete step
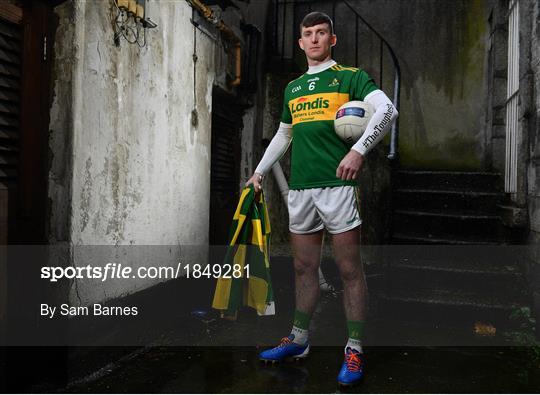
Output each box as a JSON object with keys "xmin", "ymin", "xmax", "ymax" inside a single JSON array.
[
  {"xmin": 382, "ymin": 244, "xmax": 529, "ymax": 266},
  {"xmin": 396, "ymin": 170, "xmax": 504, "ymax": 192},
  {"xmin": 392, "ymin": 208, "xmax": 503, "ymax": 239},
  {"xmin": 377, "ymin": 287, "xmax": 526, "ymax": 328},
  {"xmin": 385, "ymin": 257, "xmax": 527, "ymax": 301},
  {"xmin": 386, "ymin": 169, "xmax": 527, "ymax": 331},
  {"xmin": 366, "ymin": 318, "xmax": 518, "ymax": 346},
  {"xmin": 391, "ymin": 231, "xmax": 501, "ymax": 245},
  {"xmin": 394, "ymin": 188, "xmax": 504, "ymax": 214}
]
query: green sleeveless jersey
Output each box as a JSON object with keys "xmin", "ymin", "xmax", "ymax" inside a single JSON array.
[{"xmin": 281, "ymin": 64, "xmax": 378, "ymax": 190}]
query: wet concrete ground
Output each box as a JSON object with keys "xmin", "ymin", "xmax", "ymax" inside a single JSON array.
[
  {"xmin": 64, "ymin": 345, "xmax": 540, "ymax": 393},
  {"xmin": 61, "ymin": 263, "xmax": 540, "ymax": 394},
  {"xmin": 3, "ymin": 257, "xmax": 540, "ymax": 393}
]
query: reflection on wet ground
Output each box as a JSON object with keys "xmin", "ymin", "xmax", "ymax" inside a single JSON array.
[
  {"xmin": 65, "ymin": 346, "xmax": 539, "ymax": 393},
  {"xmin": 62, "ymin": 280, "xmax": 540, "ymax": 393}
]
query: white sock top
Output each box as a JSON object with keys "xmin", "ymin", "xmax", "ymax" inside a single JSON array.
[
  {"xmin": 291, "ymin": 326, "xmax": 309, "ymax": 345},
  {"xmin": 346, "ymin": 338, "xmax": 363, "ymax": 353}
]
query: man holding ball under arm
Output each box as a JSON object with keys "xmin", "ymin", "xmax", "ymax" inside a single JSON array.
[{"xmin": 246, "ymin": 11, "xmax": 398, "ymax": 386}]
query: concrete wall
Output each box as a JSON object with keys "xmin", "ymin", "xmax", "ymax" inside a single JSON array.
[
  {"xmin": 484, "ymin": 0, "xmax": 509, "ymax": 173},
  {"xmin": 239, "ymin": 0, "xmax": 272, "ymax": 188},
  {"xmin": 523, "ymin": 0, "xmax": 540, "ymax": 336},
  {"xmin": 48, "ymin": 1, "xmax": 227, "ymax": 304},
  {"xmin": 277, "ymin": 0, "xmax": 494, "ymax": 170},
  {"xmin": 348, "ymin": 0, "xmax": 494, "ymax": 170},
  {"xmin": 527, "ymin": 0, "xmax": 540, "ymax": 249},
  {"xmin": 358, "ymin": 0, "xmax": 493, "ymax": 170}
]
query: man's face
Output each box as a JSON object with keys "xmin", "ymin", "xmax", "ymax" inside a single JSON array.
[{"xmin": 298, "ymin": 22, "xmax": 336, "ymax": 62}]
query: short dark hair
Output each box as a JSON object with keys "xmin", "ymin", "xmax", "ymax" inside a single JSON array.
[{"xmin": 300, "ymin": 12, "xmax": 334, "ymax": 35}]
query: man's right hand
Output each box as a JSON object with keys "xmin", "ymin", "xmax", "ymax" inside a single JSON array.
[{"xmin": 245, "ymin": 172, "xmax": 263, "ymax": 192}]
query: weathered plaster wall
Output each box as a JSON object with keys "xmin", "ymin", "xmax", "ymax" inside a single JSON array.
[
  {"xmin": 345, "ymin": 0, "xmax": 493, "ymax": 170},
  {"xmin": 278, "ymin": 0, "xmax": 494, "ymax": 170},
  {"xmin": 49, "ymin": 1, "xmax": 222, "ymax": 304}
]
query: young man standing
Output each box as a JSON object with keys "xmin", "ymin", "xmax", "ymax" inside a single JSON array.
[{"xmin": 246, "ymin": 12, "xmax": 398, "ymax": 386}]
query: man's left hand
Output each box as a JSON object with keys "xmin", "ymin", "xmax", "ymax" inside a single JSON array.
[{"xmin": 336, "ymin": 150, "xmax": 365, "ymax": 180}]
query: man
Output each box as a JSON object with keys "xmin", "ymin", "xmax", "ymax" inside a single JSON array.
[{"xmin": 246, "ymin": 12, "xmax": 398, "ymax": 386}]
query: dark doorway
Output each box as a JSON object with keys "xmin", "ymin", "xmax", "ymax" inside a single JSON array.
[
  {"xmin": 1, "ymin": 1, "xmax": 65, "ymax": 392},
  {"xmin": 0, "ymin": 3, "xmax": 23, "ymax": 245},
  {"xmin": 209, "ymin": 87, "xmax": 244, "ymax": 245},
  {"xmin": 0, "ymin": 0, "xmax": 54, "ymax": 245}
]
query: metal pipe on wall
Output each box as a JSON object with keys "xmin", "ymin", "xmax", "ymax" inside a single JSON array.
[{"xmin": 186, "ymin": 0, "xmax": 242, "ymax": 87}]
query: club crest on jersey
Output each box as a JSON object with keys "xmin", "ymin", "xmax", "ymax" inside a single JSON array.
[{"xmin": 328, "ymin": 78, "xmax": 340, "ymax": 87}]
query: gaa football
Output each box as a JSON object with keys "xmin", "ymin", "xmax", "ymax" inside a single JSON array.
[{"xmin": 334, "ymin": 101, "xmax": 374, "ymax": 145}]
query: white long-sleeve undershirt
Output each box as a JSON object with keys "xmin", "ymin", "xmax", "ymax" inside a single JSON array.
[
  {"xmin": 351, "ymin": 90, "xmax": 398, "ymax": 156},
  {"xmin": 254, "ymin": 122, "xmax": 292, "ymax": 176}
]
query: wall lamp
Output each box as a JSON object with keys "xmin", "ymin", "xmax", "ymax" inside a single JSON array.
[{"xmin": 113, "ymin": 0, "xmax": 158, "ymax": 47}]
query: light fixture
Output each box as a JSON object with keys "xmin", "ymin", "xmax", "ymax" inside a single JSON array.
[{"xmin": 113, "ymin": 0, "xmax": 157, "ymax": 47}]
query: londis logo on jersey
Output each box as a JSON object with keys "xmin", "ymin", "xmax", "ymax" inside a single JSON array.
[
  {"xmin": 288, "ymin": 93, "xmax": 350, "ymax": 125},
  {"xmin": 290, "ymin": 97, "xmax": 330, "ymax": 114}
]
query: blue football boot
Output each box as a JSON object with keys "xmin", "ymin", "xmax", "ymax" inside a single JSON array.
[
  {"xmin": 259, "ymin": 334, "xmax": 310, "ymax": 364},
  {"xmin": 337, "ymin": 347, "xmax": 365, "ymax": 386}
]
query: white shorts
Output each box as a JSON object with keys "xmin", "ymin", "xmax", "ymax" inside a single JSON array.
[{"xmin": 288, "ymin": 186, "xmax": 362, "ymax": 234}]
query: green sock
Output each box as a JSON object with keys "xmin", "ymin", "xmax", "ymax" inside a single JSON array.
[
  {"xmin": 292, "ymin": 309, "xmax": 311, "ymax": 330},
  {"xmin": 347, "ymin": 320, "xmax": 365, "ymax": 340}
]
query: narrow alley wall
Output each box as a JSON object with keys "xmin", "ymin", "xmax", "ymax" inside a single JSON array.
[
  {"xmin": 358, "ymin": 0, "xmax": 493, "ymax": 170},
  {"xmin": 345, "ymin": 0, "xmax": 493, "ymax": 170},
  {"xmin": 528, "ymin": 0, "xmax": 540, "ymax": 254},
  {"xmin": 277, "ymin": 0, "xmax": 494, "ymax": 170},
  {"xmin": 523, "ymin": 0, "xmax": 540, "ymax": 336},
  {"xmin": 47, "ymin": 1, "xmax": 224, "ymax": 305}
]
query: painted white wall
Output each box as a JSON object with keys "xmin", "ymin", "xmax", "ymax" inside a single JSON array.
[{"xmin": 49, "ymin": 1, "xmax": 222, "ymax": 304}]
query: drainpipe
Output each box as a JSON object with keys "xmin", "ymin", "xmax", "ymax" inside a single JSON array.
[
  {"xmin": 186, "ymin": 0, "xmax": 242, "ymax": 87},
  {"xmin": 271, "ymin": 163, "xmax": 289, "ymax": 204}
]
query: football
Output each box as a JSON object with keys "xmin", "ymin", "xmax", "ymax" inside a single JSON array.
[{"xmin": 334, "ymin": 101, "xmax": 374, "ymax": 145}]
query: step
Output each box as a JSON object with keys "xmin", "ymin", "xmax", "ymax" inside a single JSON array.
[
  {"xmin": 392, "ymin": 209, "xmax": 503, "ymax": 239},
  {"xmin": 394, "ymin": 208, "xmax": 500, "ymax": 220},
  {"xmin": 366, "ymin": 318, "xmax": 517, "ymax": 346},
  {"xmin": 377, "ymin": 287, "xmax": 526, "ymax": 328},
  {"xmin": 389, "ymin": 251, "xmax": 526, "ymax": 272},
  {"xmin": 385, "ymin": 258, "xmax": 527, "ymax": 301},
  {"xmin": 396, "ymin": 170, "xmax": 504, "ymax": 192},
  {"xmin": 381, "ymin": 244, "xmax": 529, "ymax": 266},
  {"xmin": 391, "ymin": 231, "xmax": 501, "ymax": 245},
  {"xmin": 394, "ymin": 188, "xmax": 504, "ymax": 214}
]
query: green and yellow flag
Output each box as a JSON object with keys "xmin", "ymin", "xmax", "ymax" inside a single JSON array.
[{"xmin": 212, "ymin": 185, "xmax": 275, "ymax": 318}]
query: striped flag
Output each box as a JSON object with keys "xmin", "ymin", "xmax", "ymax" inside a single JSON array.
[{"xmin": 212, "ymin": 185, "xmax": 275, "ymax": 318}]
